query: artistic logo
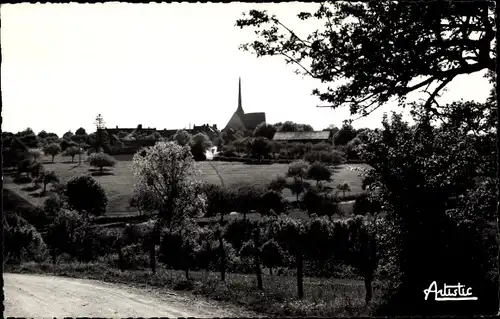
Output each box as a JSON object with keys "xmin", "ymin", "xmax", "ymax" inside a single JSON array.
[{"xmin": 424, "ymin": 281, "xmax": 478, "ymax": 301}]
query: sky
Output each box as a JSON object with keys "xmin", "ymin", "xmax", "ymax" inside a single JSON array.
[{"xmin": 1, "ymin": 2, "xmax": 493, "ymax": 137}]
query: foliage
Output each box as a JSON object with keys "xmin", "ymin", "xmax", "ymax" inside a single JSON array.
[
  {"xmin": 75, "ymin": 127, "xmax": 87, "ymax": 136},
  {"xmin": 43, "ymin": 143, "xmax": 62, "ymax": 162},
  {"xmin": 352, "ymin": 193, "xmax": 381, "ymax": 216},
  {"xmin": 42, "ymin": 171, "xmax": 60, "ymax": 192},
  {"xmin": 64, "ymin": 146, "xmax": 82, "ymax": 162},
  {"xmin": 190, "ymin": 133, "xmax": 212, "ymax": 161},
  {"xmin": 304, "ymin": 150, "xmax": 345, "ymax": 165},
  {"xmin": 334, "ymin": 124, "xmax": 358, "ymax": 146},
  {"xmin": 259, "ymin": 190, "xmax": 286, "ymax": 216},
  {"xmin": 224, "ymin": 218, "xmax": 256, "ymax": 251},
  {"xmin": 174, "ymin": 130, "xmax": 192, "ymax": 146},
  {"xmin": 236, "ymin": 2, "xmax": 495, "ymax": 116},
  {"xmin": 88, "ymin": 152, "xmax": 117, "ymax": 173},
  {"xmin": 286, "ymin": 178, "xmax": 307, "ymax": 202},
  {"xmin": 232, "ymin": 184, "xmax": 265, "ymax": 216},
  {"xmin": 66, "ymin": 175, "xmax": 108, "ymax": 218},
  {"xmin": 336, "ymin": 182, "xmax": 352, "ymax": 198},
  {"xmin": 274, "ymin": 121, "xmax": 314, "ymax": 132},
  {"xmin": 253, "ymin": 122, "xmax": 277, "ymax": 140},
  {"xmin": 307, "ymin": 161, "xmax": 332, "ymax": 186},
  {"xmin": 247, "ymin": 137, "xmax": 271, "ymax": 160},
  {"xmin": 132, "ymin": 141, "xmax": 206, "ymax": 227},
  {"xmin": 268, "ymin": 174, "xmax": 287, "ymax": 192},
  {"xmin": 260, "ymin": 239, "xmax": 286, "ymax": 274},
  {"xmin": 43, "ymin": 194, "xmax": 64, "ymax": 217},
  {"xmin": 4, "ymin": 213, "xmax": 49, "ymax": 264},
  {"xmin": 202, "ymin": 183, "xmax": 234, "ymax": 219},
  {"xmin": 287, "ymin": 160, "xmax": 309, "ymax": 180},
  {"xmin": 44, "ymin": 209, "xmax": 84, "ymax": 262},
  {"xmin": 359, "ymin": 111, "xmax": 497, "ymax": 315}
]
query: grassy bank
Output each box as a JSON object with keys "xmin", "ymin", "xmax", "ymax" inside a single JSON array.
[{"xmin": 5, "ymin": 261, "xmax": 380, "ymax": 317}]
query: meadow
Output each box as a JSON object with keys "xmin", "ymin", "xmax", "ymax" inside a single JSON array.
[{"xmin": 4, "ymin": 154, "xmax": 369, "ymax": 218}]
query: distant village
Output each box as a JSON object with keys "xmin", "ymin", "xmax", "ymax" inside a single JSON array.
[{"xmin": 99, "ymin": 77, "xmax": 335, "ymax": 155}]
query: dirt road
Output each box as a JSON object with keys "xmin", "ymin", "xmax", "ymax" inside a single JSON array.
[{"xmin": 4, "ymin": 273, "xmax": 258, "ymax": 318}]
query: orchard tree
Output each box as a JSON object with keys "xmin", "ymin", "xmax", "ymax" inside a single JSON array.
[
  {"xmin": 336, "ymin": 181, "xmax": 352, "ymax": 199},
  {"xmin": 75, "ymin": 127, "xmax": 87, "ymax": 136},
  {"xmin": 260, "ymin": 239, "xmax": 286, "ymax": 276},
  {"xmin": 253, "ymin": 122, "xmax": 277, "ymax": 140},
  {"xmin": 268, "ymin": 174, "xmax": 287, "ymax": 192},
  {"xmin": 88, "ymin": 152, "xmax": 117, "ymax": 174},
  {"xmin": 41, "ymin": 171, "xmax": 60, "ymax": 193},
  {"xmin": 307, "ymin": 161, "xmax": 332, "ymax": 187},
  {"xmin": 236, "ymin": 2, "xmax": 495, "ymax": 119},
  {"xmin": 132, "ymin": 141, "xmax": 207, "ymax": 274},
  {"xmin": 62, "ymin": 131, "xmax": 74, "ymax": 140},
  {"xmin": 64, "ymin": 146, "xmax": 82, "ymax": 163},
  {"xmin": 43, "ymin": 143, "xmax": 61, "ymax": 162}
]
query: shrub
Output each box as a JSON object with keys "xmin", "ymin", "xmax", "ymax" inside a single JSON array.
[
  {"xmin": 304, "ymin": 150, "xmax": 345, "ymax": 165},
  {"xmin": 232, "ymin": 184, "xmax": 265, "ymax": 217},
  {"xmin": 43, "ymin": 194, "xmax": 64, "ymax": 216},
  {"xmin": 43, "ymin": 143, "xmax": 62, "ymax": 162},
  {"xmin": 4, "ymin": 213, "xmax": 49, "ymax": 264},
  {"xmin": 44, "ymin": 209, "xmax": 84, "ymax": 263},
  {"xmin": 287, "ymin": 160, "xmax": 309, "ymax": 180},
  {"xmin": 66, "ymin": 175, "xmax": 108, "ymax": 218},
  {"xmin": 88, "ymin": 152, "xmax": 117, "ymax": 174},
  {"xmin": 260, "ymin": 239, "xmax": 287, "ymax": 275}
]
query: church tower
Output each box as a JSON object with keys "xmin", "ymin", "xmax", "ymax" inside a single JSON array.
[{"xmin": 236, "ymin": 77, "xmax": 244, "ymax": 115}]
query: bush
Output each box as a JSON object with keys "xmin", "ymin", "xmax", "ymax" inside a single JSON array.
[
  {"xmin": 66, "ymin": 175, "xmax": 108, "ymax": 218},
  {"xmin": 88, "ymin": 152, "xmax": 117, "ymax": 173},
  {"xmin": 43, "ymin": 194, "xmax": 64, "ymax": 216},
  {"xmin": 304, "ymin": 150, "xmax": 345, "ymax": 165},
  {"xmin": 4, "ymin": 213, "xmax": 49, "ymax": 264},
  {"xmin": 224, "ymin": 218, "xmax": 256, "ymax": 251},
  {"xmin": 232, "ymin": 184, "xmax": 265, "ymax": 216}
]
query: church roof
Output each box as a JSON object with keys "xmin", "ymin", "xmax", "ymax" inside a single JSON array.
[
  {"xmin": 242, "ymin": 112, "xmax": 266, "ymax": 130},
  {"xmin": 273, "ymin": 131, "xmax": 331, "ymax": 141}
]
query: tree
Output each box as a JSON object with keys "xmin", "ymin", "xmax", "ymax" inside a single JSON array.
[
  {"xmin": 64, "ymin": 146, "xmax": 82, "ymax": 163},
  {"xmin": 42, "ymin": 171, "xmax": 60, "ymax": 193},
  {"xmin": 190, "ymin": 133, "xmax": 212, "ymax": 161},
  {"xmin": 30, "ymin": 162, "xmax": 45, "ymax": 188},
  {"xmin": 347, "ymin": 216, "xmax": 379, "ymax": 305},
  {"xmin": 253, "ymin": 122, "xmax": 277, "ymax": 140},
  {"xmin": 132, "ymin": 141, "xmax": 206, "ymax": 274},
  {"xmin": 260, "ymin": 239, "xmax": 286, "ymax": 276},
  {"xmin": 62, "ymin": 131, "xmax": 74, "ymax": 140},
  {"xmin": 359, "ymin": 111, "xmax": 496, "ymax": 315},
  {"xmin": 66, "ymin": 175, "xmax": 108, "ymax": 219},
  {"xmin": 247, "ymin": 137, "xmax": 271, "ymax": 160},
  {"xmin": 287, "ymin": 178, "xmax": 306, "ymax": 203},
  {"xmin": 336, "ymin": 182, "xmax": 351, "ymax": 199},
  {"xmin": 259, "ymin": 190, "xmax": 286, "ymax": 216},
  {"xmin": 236, "ymin": 2, "xmax": 495, "ymax": 118},
  {"xmin": 88, "ymin": 152, "xmax": 117, "ymax": 174},
  {"xmin": 334, "ymin": 124, "xmax": 357, "ymax": 146},
  {"xmin": 174, "ymin": 130, "xmax": 192, "ymax": 146},
  {"xmin": 268, "ymin": 174, "xmax": 287, "ymax": 192},
  {"xmin": 75, "ymin": 127, "xmax": 87, "ymax": 135},
  {"xmin": 307, "ymin": 161, "xmax": 332, "ymax": 187},
  {"xmin": 274, "ymin": 121, "xmax": 314, "ymax": 132},
  {"xmin": 43, "ymin": 143, "xmax": 61, "ymax": 163},
  {"xmin": 37, "ymin": 130, "xmax": 48, "ymax": 139}
]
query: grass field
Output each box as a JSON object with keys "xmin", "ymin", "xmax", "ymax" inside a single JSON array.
[{"xmin": 4, "ymin": 154, "xmax": 369, "ymax": 218}]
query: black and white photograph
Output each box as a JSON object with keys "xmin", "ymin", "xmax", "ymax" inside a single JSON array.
[{"xmin": 2, "ymin": 1, "xmax": 498, "ymax": 317}]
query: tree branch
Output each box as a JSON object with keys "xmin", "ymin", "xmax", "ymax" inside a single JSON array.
[{"xmin": 280, "ymin": 52, "xmax": 316, "ymax": 78}]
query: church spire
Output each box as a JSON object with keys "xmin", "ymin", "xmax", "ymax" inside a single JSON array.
[{"xmin": 236, "ymin": 77, "xmax": 244, "ymax": 115}]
